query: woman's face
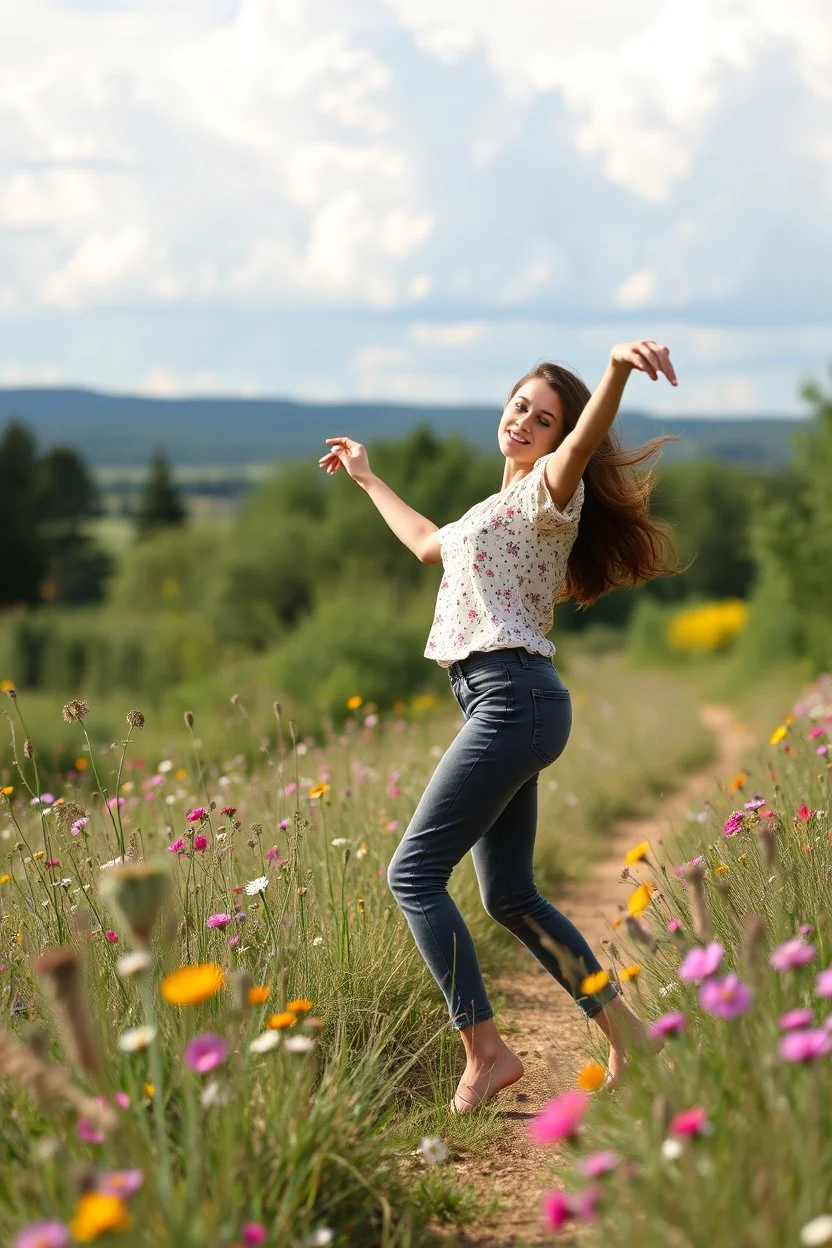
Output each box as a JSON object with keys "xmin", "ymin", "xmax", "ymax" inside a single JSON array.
[{"xmin": 498, "ymin": 377, "xmax": 565, "ymax": 465}]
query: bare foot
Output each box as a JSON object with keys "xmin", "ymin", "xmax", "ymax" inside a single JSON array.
[
  {"xmin": 450, "ymin": 1047, "xmax": 524, "ymax": 1114},
  {"xmin": 604, "ymin": 1031, "xmax": 665, "ymax": 1088}
]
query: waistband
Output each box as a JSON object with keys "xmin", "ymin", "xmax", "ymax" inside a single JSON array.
[{"xmin": 448, "ymin": 647, "xmax": 554, "ymax": 680}]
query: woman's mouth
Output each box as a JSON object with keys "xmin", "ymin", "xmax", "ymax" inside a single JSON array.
[{"xmin": 508, "ymin": 429, "xmax": 530, "ymax": 445}]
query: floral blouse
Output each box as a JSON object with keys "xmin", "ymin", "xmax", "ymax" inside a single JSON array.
[{"xmin": 424, "ymin": 451, "xmax": 584, "ymax": 668}]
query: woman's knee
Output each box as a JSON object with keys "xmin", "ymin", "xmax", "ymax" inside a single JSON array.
[{"xmin": 480, "ymin": 886, "xmax": 537, "ymax": 927}]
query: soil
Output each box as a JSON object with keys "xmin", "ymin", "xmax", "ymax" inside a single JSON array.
[{"xmin": 429, "ymin": 704, "xmax": 755, "ymax": 1248}]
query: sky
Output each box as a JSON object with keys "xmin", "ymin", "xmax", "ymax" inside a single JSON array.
[{"xmin": 0, "ymin": 0, "xmax": 830, "ymax": 414}]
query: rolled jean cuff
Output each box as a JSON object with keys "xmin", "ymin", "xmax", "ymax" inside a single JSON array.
[
  {"xmin": 451, "ymin": 1006, "xmax": 495, "ymax": 1030},
  {"xmin": 578, "ymin": 980, "xmax": 620, "ymax": 1019}
]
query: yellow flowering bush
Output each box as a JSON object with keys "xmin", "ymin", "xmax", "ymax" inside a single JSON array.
[{"xmin": 666, "ymin": 599, "xmax": 749, "ymax": 655}]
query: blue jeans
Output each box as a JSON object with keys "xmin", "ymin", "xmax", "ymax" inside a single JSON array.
[{"xmin": 387, "ymin": 646, "xmax": 620, "ymax": 1029}]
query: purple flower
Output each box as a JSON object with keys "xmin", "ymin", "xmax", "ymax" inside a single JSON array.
[
  {"xmin": 744, "ymin": 797, "xmax": 767, "ymax": 810},
  {"xmin": 241, "ymin": 1224, "xmax": 267, "ymax": 1246},
  {"xmin": 206, "ymin": 913, "xmax": 232, "ymax": 929},
  {"xmin": 97, "ymin": 1169, "xmax": 144, "ymax": 1198},
  {"xmin": 679, "ymin": 942, "xmax": 724, "ymax": 982},
  {"xmin": 580, "ymin": 1151, "xmax": 619, "ymax": 1178},
  {"xmin": 193, "ymin": 835, "xmax": 208, "ymax": 852},
  {"xmin": 70, "ymin": 817, "xmax": 89, "ymax": 836},
  {"xmin": 15, "ymin": 1221, "xmax": 70, "ymax": 1248},
  {"xmin": 779, "ymin": 1009, "xmax": 814, "ymax": 1031},
  {"xmin": 77, "ymin": 1116, "xmax": 104, "ymax": 1144},
  {"xmin": 699, "ymin": 974, "xmax": 752, "ymax": 1019},
  {"xmin": 168, "ymin": 837, "xmax": 185, "ymax": 855},
  {"xmin": 779, "ymin": 1028, "xmax": 832, "ymax": 1062},
  {"xmin": 722, "ymin": 811, "xmax": 746, "ymax": 837},
  {"xmin": 666, "ymin": 919, "xmax": 682, "ymax": 933},
  {"xmin": 186, "ymin": 806, "xmax": 206, "ymax": 823},
  {"xmin": 648, "ymin": 1011, "xmax": 687, "ymax": 1039},
  {"xmin": 278, "ymin": 819, "xmax": 289, "ymax": 830},
  {"xmin": 770, "ymin": 938, "xmax": 816, "ymax": 971},
  {"xmin": 815, "ymin": 967, "xmax": 832, "ymax": 998},
  {"xmin": 184, "ymin": 1033, "xmax": 228, "ymax": 1074}
]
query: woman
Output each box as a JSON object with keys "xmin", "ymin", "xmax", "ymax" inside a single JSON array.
[{"xmin": 318, "ymin": 340, "xmax": 678, "ymax": 1113}]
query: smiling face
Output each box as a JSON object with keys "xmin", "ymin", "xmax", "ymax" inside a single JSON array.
[{"xmin": 498, "ymin": 376, "xmax": 566, "ymax": 465}]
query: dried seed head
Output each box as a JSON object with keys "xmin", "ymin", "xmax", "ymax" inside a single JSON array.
[
  {"xmin": 56, "ymin": 801, "xmax": 88, "ymax": 829},
  {"xmin": 230, "ymin": 694, "xmax": 241, "ymax": 706},
  {"xmin": 273, "ymin": 701, "xmax": 281, "ymax": 715},
  {"xmin": 625, "ymin": 913, "xmax": 658, "ymax": 953},
  {"xmin": 24, "ymin": 739, "xmax": 34, "ymax": 760},
  {"xmin": 184, "ymin": 711, "xmax": 194, "ymax": 728},
  {"xmin": 31, "ymin": 948, "xmax": 100, "ymax": 1075},
  {"xmin": 6, "ymin": 686, "xmax": 17, "ymax": 701},
  {"xmin": 62, "ymin": 699, "xmax": 89, "ymax": 723},
  {"xmin": 682, "ymin": 861, "xmax": 711, "ymax": 942},
  {"xmin": 230, "ymin": 968, "xmax": 253, "ymax": 1013},
  {"xmin": 741, "ymin": 914, "xmax": 767, "ymax": 985},
  {"xmin": 99, "ymin": 860, "xmax": 171, "ymax": 946},
  {"xmin": 756, "ymin": 818, "xmax": 778, "ymax": 868},
  {"xmin": 126, "ymin": 709, "xmax": 145, "ymax": 729}
]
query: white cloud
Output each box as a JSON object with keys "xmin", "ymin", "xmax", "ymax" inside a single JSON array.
[
  {"xmin": 616, "ymin": 269, "xmax": 658, "ymax": 308},
  {"xmin": 138, "ymin": 366, "xmax": 263, "ymax": 397},
  {"xmin": 409, "ymin": 322, "xmax": 488, "ymax": 347}
]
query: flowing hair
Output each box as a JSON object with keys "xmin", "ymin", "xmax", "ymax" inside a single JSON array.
[{"xmin": 508, "ymin": 362, "xmax": 680, "ymax": 607}]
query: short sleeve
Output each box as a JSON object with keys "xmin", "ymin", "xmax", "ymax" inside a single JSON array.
[{"xmin": 519, "ymin": 453, "xmax": 584, "ymax": 532}]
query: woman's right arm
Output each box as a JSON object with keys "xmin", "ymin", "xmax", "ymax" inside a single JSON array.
[{"xmin": 319, "ymin": 435, "xmax": 443, "ymax": 563}]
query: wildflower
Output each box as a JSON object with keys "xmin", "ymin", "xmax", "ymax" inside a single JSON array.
[
  {"xmin": 143, "ymin": 1083, "xmax": 154, "ymax": 1098},
  {"xmin": 184, "ymin": 1033, "xmax": 228, "ymax": 1074},
  {"xmin": 71, "ymin": 818, "xmax": 89, "ymax": 836},
  {"xmin": 106, "ymin": 797, "xmax": 126, "ymax": 811},
  {"xmin": 770, "ymin": 938, "xmax": 816, "ymax": 971},
  {"xmin": 0, "ymin": 873, "xmax": 9, "ymax": 884},
  {"xmin": 248, "ymin": 986, "xmax": 270, "ymax": 1005},
  {"xmin": 419, "ymin": 1136, "xmax": 448, "ymax": 1164},
  {"xmin": 796, "ymin": 804, "xmax": 817, "ymax": 821},
  {"xmin": 221, "ymin": 805, "xmax": 237, "ymax": 817},
  {"xmin": 769, "ymin": 725, "xmax": 787, "ymax": 745},
  {"xmin": 661, "ymin": 1138, "xmax": 684, "ymax": 1161},
  {"xmin": 193, "ymin": 835, "xmax": 208, "ymax": 852},
  {"xmin": 285, "ymin": 998, "xmax": 313, "ymax": 1012},
  {"xmin": 624, "ymin": 841, "xmax": 650, "ymax": 865},
  {"xmin": 304, "ymin": 1232, "xmax": 334, "ymax": 1248},
  {"xmin": 669, "ymin": 1106, "xmax": 710, "ymax": 1137},
  {"xmin": 779, "ymin": 1009, "xmax": 815, "ymax": 1030},
  {"xmin": 77, "ymin": 1117, "xmax": 105, "ymax": 1145},
  {"xmin": 241, "ymin": 1225, "xmax": 267, "ymax": 1246},
  {"xmin": 2, "ymin": 785, "xmax": 13, "ymax": 796},
  {"xmin": 14, "ymin": 1222, "xmax": 70, "ymax": 1248},
  {"xmin": 249, "ymin": 1031, "xmax": 281, "ymax": 1054},
  {"xmin": 311, "ymin": 936, "xmax": 324, "ymax": 947},
  {"xmin": 330, "ymin": 837, "xmax": 347, "ymax": 847},
  {"xmin": 679, "ymin": 941, "xmax": 724, "ymax": 983},
  {"xmin": 729, "ymin": 773, "xmax": 747, "ymax": 790},
  {"xmin": 779, "ymin": 1029, "xmax": 832, "ymax": 1062},
  {"xmin": 309, "ymin": 783, "xmax": 331, "ymax": 799},
  {"xmin": 96, "ymin": 1170, "xmax": 144, "ymax": 1199},
  {"xmin": 577, "ymin": 1062, "xmax": 606, "ymax": 1091},
  {"xmin": 161, "ymin": 963, "xmax": 225, "ymax": 1005},
  {"xmin": 626, "ymin": 882, "xmax": 652, "ymax": 916},
  {"xmin": 801, "ymin": 1215, "xmax": 832, "ymax": 1246},
  {"xmin": 283, "ymin": 1035, "xmax": 316, "ymax": 1053},
  {"xmin": 245, "ymin": 876, "xmax": 269, "ymax": 896},
  {"xmin": 542, "ymin": 1191, "xmax": 573, "ymax": 1231},
  {"xmin": 667, "ymin": 919, "xmax": 682, "ymax": 933},
  {"xmin": 647, "ymin": 1012, "xmax": 686, "ymax": 1039},
  {"xmin": 200, "ymin": 1079, "xmax": 231, "ymax": 1107},
  {"xmin": 116, "ymin": 951, "xmax": 152, "ymax": 978},
  {"xmin": 114, "ymin": 1093, "xmax": 130, "ymax": 1109},
  {"xmin": 117, "ymin": 1025, "xmax": 157, "ymax": 1052},
  {"xmin": 69, "ymin": 1192, "xmax": 130, "ymax": 1242},
  {"xmin": 722, "ymin": 811, "xmax": 746, "ymax": 837},
  {"xmin": 265, "ymin": 846, "xmax": 280, "ymax": 861},
  {"xmin": 186, "ymin": 807, "xmax": 206, "ymax": 823},
  {"xmin": 745, "ymin": 797, "xmax": 766, "ymax": 810},
  {"xmin": 267, "ymin": 1012, "xmax": 296, "ymax": 1030},
  {"xmin": 126, "ymin": 710, "xmax": 145, "ymax": 730},
  {"xmin": 62, "ymin": 699, "xmax": 89, "ymax": 723},
  {"xmin": 816, "ymin": 967, "xmax": 832, "ymax": 997},
  {"xmin": 529, "ymin": 1090, "xmax": 589, "ymax": 1145},
  {"xmin": 699, "ymin": 974, "xmax": 752, "ymax": 1019},
  {"xmin": 579, "ymin": 971, "xmax": 609, "ymax": 995},
  {"xmin": 278, "ymin": 819, "xmax": 289, "ymax": 830},
  {"xmin": 580, "ymin": 1151, "xmax": 619, "ymax": 1178},
  {"xmin": 206, "ymin": 914, "xmax": 233, "ymax": 929},
  {"xmin": 619, "ymin": 964, "xmax": 641, "ymax": 982},
  {"xmin": 346, "ymin": 695, "xmax": 363, "ymax": 710}
]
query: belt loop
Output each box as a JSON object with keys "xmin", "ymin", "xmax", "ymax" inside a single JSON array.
[{"xmin": 516, "ymin": 648, "xmax": 531, "ymax": 668}]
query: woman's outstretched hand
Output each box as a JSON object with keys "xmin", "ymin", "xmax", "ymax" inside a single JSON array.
[
  {"xmin": 319, "ymin": 436, "xmax": 373, "ymax": 486},
  {"xmin": 610, "ymin": 340, "xmax": 677, "ymax": 386}
]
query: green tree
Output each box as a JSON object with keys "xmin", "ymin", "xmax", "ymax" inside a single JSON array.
[
  {"xmin": 35, "ymin": 446, "xmax": 100, "ymax": 525},
  {"xmin": 135, "ymin": 449, "xmax": 187, "ymax": 539},
  {"xmin": 0, "ymin": 422, "xmax": 46, "ymax": 605}
]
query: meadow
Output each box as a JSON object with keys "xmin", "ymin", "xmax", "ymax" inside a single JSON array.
[{"xmin": 1, "ymin": 653, "xmax": 718, "ymax": 1247}]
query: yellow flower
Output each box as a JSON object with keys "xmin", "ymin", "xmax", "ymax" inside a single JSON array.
[
  {"xmin": 1, "ymin": 785, "xmax": 13, "ymax": 796},
  {"xmin": 174, "ymin": 767, "xmax": 188, "ymax": 781},
  {"xmin": 309, "ymin": 783, "xmax": 330, "ymax": 799},
  {"xmin": 144, "ymin": 1082, "xmax": 155, "ymax": 1097},
  {"xmin": 69, "ymin": 1192, "xmax": 131, "ymax": 1242},
  {"xmin": 160, "ymin": 963, "xmax": 224, "ymax": 1005},
  {"xmin": 285, "ymin": 997, "xmax": 313, "ymax": 1012},
  {"xmin": 738, "ymin": 853, "xmax": 748, "ymax": 865},
  {"xmin": 627, "ymin": 883, "xmax": 653, "ymax": 916},
  {"xmin": 0, "ymin": 874, "xmax": 10, "ymax": 885},
  {"xmin": 729, "ymin": 772, "xmax": 747, "ymax": 791},
  {"xmin": 577, "ymin": 1061, "xmax": 606, "ymax": 1091},
  {"xmin": 580, "ymin": 971, "xmax": 609, "ymax": 995},
  {"xmin": 769, "ymin": 725, "xmax": 787, "ymax": 745},
  {"xmin": 784, "ymin": 714, "xmax": 794, "ymax": 725},
  {"xmin": 715, "ymin": 863, "xmax": 730, "ymax": 875},
  {"xmin": 619, "ymin": 964, "xmax": 641, "ymax": 981},
  {"xmin": 33, "ymin": 851, "xmax": 46, "ymax": 861},
  {"xmin": 624, "ymin": 841, "xmax": 650, "ymax": 866},
  {"xmin": 346, "ymin": 695, "xmax": 363, "ymax": 710},
  {"xmin": 666, "ymin": 599, "xmax": 748, "ymax": 654},
  {"xmin": 267, "ymin": 1011, "xmax": 297, "ymax": 1030},
  {"xmin": 74, "ymin": 757, "xmax": 89, "ymax": 770},
  {"xmin": 248, "ymin": 985, "xmax": 271, "ymax": 1005},
  {"xmin": 0, "ymin": 679, "xmax": 15, "ymax": 692},
  {"xmin": 356, "ymin": 898, "xmax": 366, "ymax": 915}
]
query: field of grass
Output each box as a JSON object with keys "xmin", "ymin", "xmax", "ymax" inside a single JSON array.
[{"xmin": 0, "ymin": 654, "xmax": 718, "ymax": 1246}]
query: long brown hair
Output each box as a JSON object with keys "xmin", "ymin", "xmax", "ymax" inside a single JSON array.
[{"xmin": 508, "ymin": 362, "xmax": 679, "ymax": 607}]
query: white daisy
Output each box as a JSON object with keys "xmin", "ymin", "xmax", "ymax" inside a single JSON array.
[
  {"xmin": 116, "ymin": 951, "xmax": 153, "ymax": 978},
  {"xmin": 661, "ymin": 1138, "xmax": 683, "ymax": 1161},
  {"xmin": 249, "ymin": 1031, "xmax": 281, "ymax": 1054},
  {"xmin": 117, "ymin": 1025, "xmax": 157, "ymax": 1052},
  {"xmin": 245, "ymin": 876, "xmax": 269, "ymax": 896},
  {"xmin": 283, "ymin": 1035, "xmax": 316, "ymax": 1054},
  {"xmin": 304, "ymin": 1230, "xmax": 334, "ymax": 1247},
  {"xmin": 801, "ymin": 1217, "xmax": 832, "ymax": 1247},
  {"xmin": 419, "ymin": 1137, "xmax": 448, "ymax": 1165},
  {"xmin": 100, "ymin": 856, "xmax": 125, "ymax": 871},
  {"xmin": 330, "ymin": 838, "xmax": 348, "ymax": 847}
]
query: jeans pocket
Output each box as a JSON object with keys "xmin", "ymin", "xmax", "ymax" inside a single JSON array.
[{"xmin": 531, "ymin": 687, "xmax": 572, "ymax": 765}]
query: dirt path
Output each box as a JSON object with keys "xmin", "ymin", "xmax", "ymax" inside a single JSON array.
[{"xmin": 436, "ymin": 704, "xmax": 755, "ymax": 1248}]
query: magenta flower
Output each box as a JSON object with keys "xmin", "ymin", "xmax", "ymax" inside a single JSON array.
[
  {"xmin": 184, "ymin": 1033, "xmax": 229, "ymax": 1074},
  {"xmin": 647, "ymin": 1012, "xmax": 687, "ymax": 1039},
  {"xmin": 186, "ymin": 806, "xmax": 207, "ymax": 823},
  {"xmin": 104, "ymin": 930, "xmax": 119, "ymax": 943},
  {"xmin": 284, "ymin": 782, "xmax": 297, "ymax": 796},
  {"xmin": 580, "ymin": 1151, "xmax": 619, "ymax": 1178},
  {"xmin": 679, "ymin": 942, "xmax": 724, "ymax": 982},
  {"xmin": 669, "ymin": 1106, "xmax": 709, "ymax": 1137},
  {"xmin": 114, "ymin": 1092, "xmax": 130, "ymax": 1109},
  {"xmin": 168, "ymin": 837, "xmax": 186, "ymax": 855},
  {"xmin": 744, "ymin": 797, "xmax": 766, "ymax": 810},
  {"xmin": 241, "ymin": 1224, "xmax": 268, "ymax": 1246},
  {"xmin": 278, "ymin": 818, "xmax": 289, "ymax": 830},
  {"xmin": 666, "ymin": 919, "xmax": 682, "ymax": 933},
  {"xmin": 107, "ymin": 797, "xmax": 126, "ymax": 810},
  {"xmin": 221, "ymin": 806, "xmax": 237, "ymax": 817},
  {"xmin": 265, "ymin": 847, "xmax": 281, "ymax": 862},
  {"xmin": 770, "ymin": 938, "xmax": 816, "ymax": 971},
  {"xmin": 70, "ymin": 817, "xmax": 88, "ymax": 835},
  {"xmin": 779, "ymin": 1009, "xmax": 814, "ymax": 1030},
  {"xmin": 206, "ymin": 913, "xmax": 233, "ymax": 929},
  {"xmin": 193, "ymin": 835, "xmax": 208, "ymax": 852},
  {"xmin": 97, "ymin": 1170, "xmax": 144, "ymax": 1198},
  {"xmin": 542, "ymin": 1191, "xmax": 573, "ymax": 1231},
  {"xmin": 808, "ymin": 726, "xmax": 825, "ymax": 739},
  {"xmin": 228, "ymin": 934, "xmax": 241, "ymax": 948},
  {"xmin": 45, "ymin": 859, "xmax": 60, "ymax": 868},
  {"xmin": 796, "ymin": 804, "xmax": 817, "ymax": 821},
  {"xmin": 816, "ymin": 967, "xmax": 832, "ymax": 997},
  {"xmin": 699, "ymin": 974, "xmax": 752, "ymax": 1019},
  {"xmin": 529, "ymin": 1091, "xmax": 588, "ymax": 1145},
  {"xmin": 572, "ymin": 1185, "xmax": 601, "ymax": 1221},
  {"xmin": 722, "ymin": 811, "xmax": 746, "ymax": 837},
  {"xmin": 779, "ymin": 1028, "xmax": 832, "ymax": 1062},
  {"xmin": 15, "ymin": 1221, "xmax": 70, "ymax": 1248},
  {"xmin": 77, "ymin": 1116, "xmax": 104, "ymax": 1145}
]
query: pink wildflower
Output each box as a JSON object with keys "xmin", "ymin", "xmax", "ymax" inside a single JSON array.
[
  {"xmin": 228, "ymin": 935, "xmax": 241, "ymax": 948},
  {"xmin": 678, "ymin": 942, "xmax": 724, "ymax": 982},
  {"xmin": 77, "ymin": 1116, "xmax": 104, "ymax": 1145},
  {"xmin": 722, "ymin": 811, "xmax": 746, "ymax": 837},
  {"xmin": 184, "ymin": 1033, "xmax": 228, "ymax": 1074},
  {"xmin": 542, "ymin": 1191, "xmax": 573, "ymax": 1231},
  {"xmin": 193, "ymin": 835, "xmax": 208, "ymax": 852},
  {"xmin": 779, "ymin": 1009, "xmax": 814, "ymax": 1030},
  {"xmin": 206, "ymin": 913, "xmax": 233, "ymax": 929},
  {"xmin": 278, "ymin": 819, "xmax": 289, "ymax": 830},
  {"xmin": 796, "ymin": 804, "xmax": 817, "ymax": 821},
  {"xmin": 70, "ymin": 817, "xmax": 88, "ymax": 835},
  {"xmin": 15, "ymin": 1221, "xmax": 70, "ymax": 1248},
  {"xmin": 168, "ymin": 837, "xmax": 185, "ymax": 854},
  {"xmin": 284, "ymin": 782, "xmax": 297, "ymax": 796},
  {"xmin": 666, "ymin": 919, "xmax": 682, "ymax": 933},
  {"xmin": 97, "ymin": 1170, "xmax": 144, "ymax": 1198},
  {"xmin": 241, "ymin": 1225, "xmax": 267, "ymax": 1246},
  {"xmin": 808, "ymin": 726, "xmax": 825, "ymax": 739},
  {"xmin": 572, "ymin": 1185, "xmax": 602, "ymax": 1221},
  {"xmin": 816, "ymin": 967, "xmax": 832, "ymax": 997},
  {"xmin": 265, "ymin": 847, "xmax": 281, "ymax": 862},
  {"xmin": 648, "ymin": 1012, "xmax": 687, "ymax": 1039},
  {"xmin": 699, "ymin": 974, "xmax": 752, "ymax": 1019},
  {"xmin": 770, "ymin": 938, "xmax": 816, "ymax": 971},
  {"xmin": 104, "ymin": 930, "xmax": 119, "ymax": 943},
  {"xmin": 186, "ymin": 806, "xmax": 206, "ymax": 823},
  {"xmin": 580, "ymin": 1151, "xmax": 619, "ymax": 1178},
  {"xmin": 106, "ymin": 797, "xmax": 125, "ymax": 810},
  {"xmin": 529, "ymin": 1091, "xmax": 589, "ymax": 1145},
  {"xmin": 744, "ymin": 797, "xmax": 766, "ymax": 810},
  {"xmin": 674, "ymin": 855, "xmax": 704, "ymax": 877},
  {"xmin": 45, "ymin": 859, "xmax": 60, "ymax": 868},
  {"xmin": 114, "ymin": 1092, "xmax": 130, "ymax": 1110},
  {"xmin": 669, "ymin": 1106, "xmax": 709, "ymax": 1137},
  {"xmin": 221, "ymin": 806, "xmax": 237, "ymax": 817},
  {"xmin": 779, "ymin": 1029, "xmax": 832, "ymax": 1062}
]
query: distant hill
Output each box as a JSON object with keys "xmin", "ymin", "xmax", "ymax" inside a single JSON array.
[{"xmin": 0, "ymin": 386, "xmax": 806, "ymax": 469}]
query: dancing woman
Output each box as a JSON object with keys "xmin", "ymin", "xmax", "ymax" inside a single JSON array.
[{"xmin": 319, "ymin": 340, "xmax": 678, "ymax": 1113}]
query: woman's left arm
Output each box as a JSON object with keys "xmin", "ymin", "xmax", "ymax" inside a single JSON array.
[{"xmin": 543, "ymin": 340, "xmax": 677, "ymax": 510}]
